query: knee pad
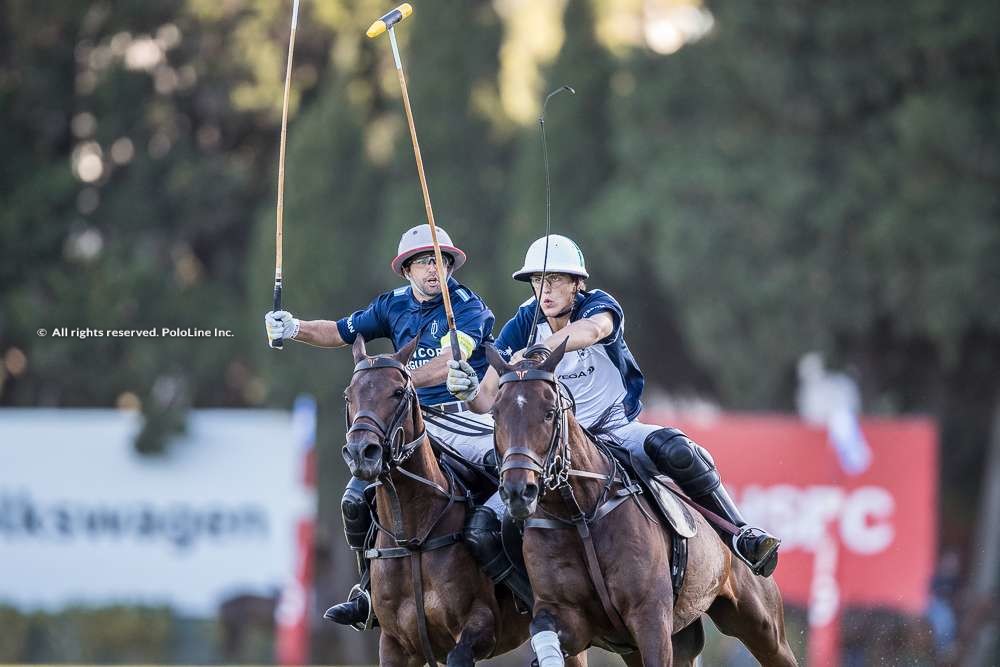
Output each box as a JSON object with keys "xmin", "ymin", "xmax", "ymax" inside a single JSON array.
[
  {"xmin": 341, "ymin": 477, "xmax": 372, "ymax": 550},
  {"xmin": 644, "ymin": 428, "xmax": 720, "ymax": 497}
]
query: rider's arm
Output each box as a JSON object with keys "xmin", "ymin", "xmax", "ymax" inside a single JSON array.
[
  {"xmin": 411, "ymin": 354, "xmax": 450, "ymax": 387},
  {"xmin": 537, "ymin": 312, "xmax": 614, "ymax": 353},
  {"xmin": 293, "ymin": 320, "xmax": 347, "ymax": 348},
  {"xmin": 463, "ymin": 315, "xmax": 608, "ymax": 412}
]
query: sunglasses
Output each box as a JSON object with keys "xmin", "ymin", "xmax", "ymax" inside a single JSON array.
[
  {"xmin": 407, "ymin": 253, "xmax": 453, "ymax": 269},
  {"xmin": 530, "ymin": 274, "xmax": 572, "ymax": 288}
]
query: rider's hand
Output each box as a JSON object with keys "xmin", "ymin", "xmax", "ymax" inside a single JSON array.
[
  {"xmin": 446, "ymin": 359, "xmax": 479, "ymax": 401},
  {"xmin": 265, "ymin": 310, "xmax": 300, "ymax": 344}
]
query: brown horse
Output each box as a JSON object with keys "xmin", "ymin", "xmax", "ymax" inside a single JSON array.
[
  {"xmin": 485, "ymin": 342, "xmax": 797, "ymax": 667},
  {"xmin": 342, "ymin": 336, "xmax": 530, "ymax": 666}
]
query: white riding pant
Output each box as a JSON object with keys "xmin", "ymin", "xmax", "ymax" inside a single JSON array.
[{"xmin": 603, "ymin": 418, "xmax": 662, "ymax": 468}]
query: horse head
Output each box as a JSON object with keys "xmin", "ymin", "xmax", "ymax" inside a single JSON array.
[
  {"xmin": 342, "ymin": 335, "xmax": 421, "ymax": 481},
  {"xmin": 485, "ymin": 338, "xmax": 570, "ymax": 520}
]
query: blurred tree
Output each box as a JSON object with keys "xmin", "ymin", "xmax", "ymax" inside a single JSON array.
[{"xmin": 589, "ymin": 0, "xmax": 1000, "ymax": 505}]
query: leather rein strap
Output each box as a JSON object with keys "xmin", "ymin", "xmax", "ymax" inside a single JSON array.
[
  {"xmin": 496, "ymin": 366, "xmax": 633, "ymax": 639},
  {"xmin": 349, "ymin": 355, "xmax": 469, "ymax": 666}
]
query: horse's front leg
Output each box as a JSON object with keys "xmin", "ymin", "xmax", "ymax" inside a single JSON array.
[
  {"xmin": 379, "ymin": 632, "xmax": 421, "ymax": 667},
  {"xmin": 626, "ymin": 602, "xmax": 674, "ymax": 667},
  {"xmin": 530, "ymin": 606, "xmax": 591, "ymax": 667},
  {"xmin": 445, "ymin": 601, "xmax": 497, "ymax": 667}
]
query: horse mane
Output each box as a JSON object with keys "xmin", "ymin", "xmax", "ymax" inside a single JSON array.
[{"xmin": 584, "ymin": 403, "xmax": 626, "ymax": 449}]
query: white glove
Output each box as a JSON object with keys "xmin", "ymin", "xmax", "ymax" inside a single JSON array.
[
  {"xmin": 446, "ymin": 359, "xmax": 480, "ymax": 401},
  {"xmin": 265, "ymin": 310, "xmax": 300, "ymax": 344}
]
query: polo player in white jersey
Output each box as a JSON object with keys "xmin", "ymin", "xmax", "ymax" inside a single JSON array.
[{"xmin": 447, "ymin": 235, "xmax": 781, "ymax": 576}]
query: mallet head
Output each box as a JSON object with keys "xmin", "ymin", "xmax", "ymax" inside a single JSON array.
[{"xmin": 366, "ymin": 3, "xmax": 413, "ymax": 39}]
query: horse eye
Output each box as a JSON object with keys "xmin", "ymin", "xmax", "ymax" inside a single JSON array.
[
  {"xmin": 544, "ymin": 408, "xmax": 556, "ymax": 421},
  {"xmin": 393, "ymin": 387, "xmax": 406, "ymax": 397}
]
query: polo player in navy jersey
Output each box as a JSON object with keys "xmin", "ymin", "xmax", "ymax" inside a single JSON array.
[
  {"xmin": 265, "ymin": 224, "xmax": 528, "ymax": 630},
  {"xmin": 446, "ymin": 234, "xmax": 782, "ymax": 577}
]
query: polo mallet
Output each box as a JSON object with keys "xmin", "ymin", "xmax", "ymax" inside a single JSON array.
[
  {"xmin": 526, "ymin": 85, "xmax": 575, "ymax": 347},
  {"xmin": 367, "ymin": 4, "xmax": 461, "ymax": 362},
  {"xmin": 270, "ymin": 0, "xmax": 300, "ymax": 350}
]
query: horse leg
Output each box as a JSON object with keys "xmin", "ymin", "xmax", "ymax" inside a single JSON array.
[
  {"xmin": 379, "ymin": 632, "xmax": 422, "ymax": 667},
  {"xmin": 445, "ymin": 603, "xmax": 497, "ymax": 667},
  {"xmin": 530, "ymin": 606, "xmax": 592, "ymax": 667},
  {"xmin": 707, "ymin": 566, "xmax": 798, "ymax": 666},
  {"xmin": 627, "ymin": 608, "xmax": 673, "ymax": 667},
  {"xmin": 671, "ymin": 619, "xmax": 706, "ymax": 667}
]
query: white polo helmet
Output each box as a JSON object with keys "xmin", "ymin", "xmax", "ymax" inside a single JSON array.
[
  {"xmin": 391, "ymin": 224, "xmax": 467, "ymax": 276},
  {"xmin": 512, "ymin": 234, "xmax": 588, "ymax": 282}
]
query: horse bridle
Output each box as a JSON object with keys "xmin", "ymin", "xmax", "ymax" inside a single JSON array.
[
  {"xmin": 496, "ymin": 367, "xmax": 574, "ymax": 492},
  {"xmin": 344, "ymin": 356, "xmax": 425, "ymax": 471}
]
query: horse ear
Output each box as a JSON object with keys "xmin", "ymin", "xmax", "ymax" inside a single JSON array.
[
  {"xmin": 394, "ymin": 334, "xmax": 420, "ymax": 365},
  {"xmin": 484, "ymin": 343, "xmax": 512, "ymax": 375},
  {"xmin": 352, "ymin": 336, "xmax": 368, "ymax": 364},
  {"xmin": 538, "ymin": 337, "xmax": 569, "ymax": 372}
]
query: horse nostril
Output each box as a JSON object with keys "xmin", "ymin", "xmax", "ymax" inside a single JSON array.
[
  {"xmin": 524, "ymin": 483, "xmax": 539, "ymax": 502},
  {"xmin": 362, "ymin": 443, "xmax": 381, "ymax": 461}
]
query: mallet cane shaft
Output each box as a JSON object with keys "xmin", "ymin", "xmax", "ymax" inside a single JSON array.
[
  {"xmin": 368, "ymin": 5, "xmax": 461, "ymax": 361},
  {"xmin": 271, "ymin": 0, "xmax": 300, "ymax": 350}
]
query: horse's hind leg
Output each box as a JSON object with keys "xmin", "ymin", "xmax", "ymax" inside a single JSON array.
[
  {"xmin": 671, "ymin": 618, "xmax": 706, "ymax": 667},
  {"xmin": 708, "ymin": 566, "xmax": 798, "ymax": 666},
  {"xmin": 446, "ymin": 603, "xmax": 497, "ymax": 667}
]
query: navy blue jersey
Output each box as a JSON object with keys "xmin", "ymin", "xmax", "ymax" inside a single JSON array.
[
  {"xmin": 495, "ymin": 290, "xmax": 645, "ymax": 425},
  {"xmin": 336, "ymin": 278, "xmax": 495, "ymax": 406}
]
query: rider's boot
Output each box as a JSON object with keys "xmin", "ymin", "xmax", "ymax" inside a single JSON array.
[
  {"xmin": 464, "ymin": 505, "xmax": 534, "ymax": 610},
  {"xmin": 644, "ymin": 428, "xmax": 781, "ymax": 577},
  {"xmin": 323, "ymin": 478, "xmax": 377, "ymax": 630}
]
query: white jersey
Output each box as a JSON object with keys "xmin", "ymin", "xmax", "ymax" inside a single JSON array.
[{"xmin": 533, "ymin": 321, "xmax": 628, "ymax": 428}]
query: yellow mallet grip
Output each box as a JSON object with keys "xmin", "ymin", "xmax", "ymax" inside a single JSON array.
[{"xmin": 366, "ymin": 3, "xmax": 413, "ymax": 38}]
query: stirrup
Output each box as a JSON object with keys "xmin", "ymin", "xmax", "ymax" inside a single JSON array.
[
  {"xmin": 731, "ymin": 526, "xmax": 780, "ymax": 577},
  {"xmin": 326, "ymin": 584, "xmax": 374, "ymax": 632}
]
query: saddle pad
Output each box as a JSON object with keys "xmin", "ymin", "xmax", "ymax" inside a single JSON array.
[{"xmin": 606, "ymin": 444, "xmax": 698, "ymax": 539}]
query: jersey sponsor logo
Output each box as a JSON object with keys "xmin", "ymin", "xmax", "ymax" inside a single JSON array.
[
  {"xmin": 430, "ymin": 319, "xmax": 439, "ymax": 337},
  {"xmin": 406, "ymin": 345, "xmax": 442, "ymax": 370},
  {"xmin": 346, "ymin": 315, "xmax": 356, "ymax": 334},
  {"xmin": 559, "ymin": 366, "xmax": 595, "ymax": 380}
]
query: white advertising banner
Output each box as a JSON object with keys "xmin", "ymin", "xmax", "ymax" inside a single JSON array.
[{"xmin": 0, "ymin": 408, "xmax": 309, "ymax": 616}]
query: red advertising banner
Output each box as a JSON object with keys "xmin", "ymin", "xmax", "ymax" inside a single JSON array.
[{"xmin": 643, "ymin": 412, "xmax": 937, "ymax": 614}]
